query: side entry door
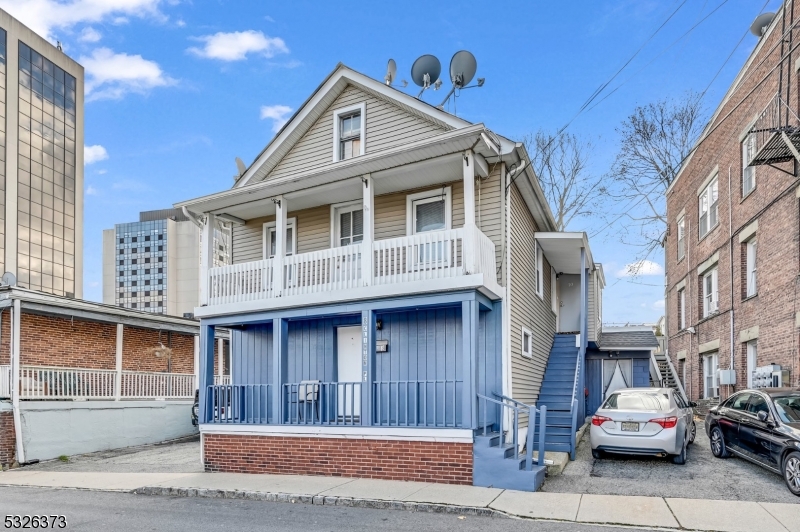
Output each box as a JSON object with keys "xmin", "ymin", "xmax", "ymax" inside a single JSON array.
[{"xmin": 718, "ymin": 392, "xmax": 751, "ymax": 448}]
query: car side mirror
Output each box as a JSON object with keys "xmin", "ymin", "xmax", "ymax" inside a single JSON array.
[{"xmin": 757, "ymin": 411, "xmax": 769, "ymax": 422}]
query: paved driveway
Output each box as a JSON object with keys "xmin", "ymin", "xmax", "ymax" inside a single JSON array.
[
  {"xmin": 23, "ymin": 436, "xmax": 203, "ymax": 474},
  {"xmin": 542, "ymin": 421, "xmax": 798, "ymax": 504}
]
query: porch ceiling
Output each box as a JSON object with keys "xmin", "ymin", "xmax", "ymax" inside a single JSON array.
[{"xmin": 536, "ymin": 232, "xmax": 595, "ymax": 274}]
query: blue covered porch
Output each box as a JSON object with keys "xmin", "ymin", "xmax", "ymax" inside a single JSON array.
[{"xmin": 197, "ymin": 290, "xmax": 502, "ymax": 430}]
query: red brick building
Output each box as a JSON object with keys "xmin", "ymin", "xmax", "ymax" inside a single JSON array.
[{"xmin": 665, "ymin": 4, "xmax": 800, "ymax": 404}]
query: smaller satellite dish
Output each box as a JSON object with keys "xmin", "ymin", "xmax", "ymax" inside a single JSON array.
[
  {"xmin": 750, "ymin": 12, "xmax": 776, "ymax": 37},
  {"xmin": 1, "ymin": 272, "xmax": 17, "ymax": 287},
  {"xmin": 411, "ymin": 54, "xmax": 441, "ymax": 97},
  {"xmin": 235, "ymin": 157, "xmax": 246, "ymax": 176},
  {"xmin": 385, "ymin": 59, "xmax": 397, "ymax": 86},
  {"xmin": 449, "ymin": 50, "xmax": 477, "ymax": 88}
]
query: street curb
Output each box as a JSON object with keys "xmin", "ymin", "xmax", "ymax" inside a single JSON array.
[{"xmin": 132, "ymin": 486, "xmax": 505, "ymax": 518}]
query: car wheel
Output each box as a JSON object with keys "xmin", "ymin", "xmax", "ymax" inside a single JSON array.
[
  {"xmin": 710, "ymin": 426, "xmax": 730, "ymax": 458},
  {"xmin": 591, "ymin": 449, "xmax": 603, "ymax": 459},
  {"xmin": 687, "ymin": 421, "xmax": 696, "ymax": 445},
  {"xmin": 783, "ymin": 451, "xmax": 800, "ymax": 497},
  {"xmin": 672, "ymin": 439, "xmax": 687, "ymax": 465}
]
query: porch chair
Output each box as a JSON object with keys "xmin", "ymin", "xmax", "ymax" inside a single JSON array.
[{"xmin": 298, "ymin": 380, "xmax": 321, "ymax": 422}]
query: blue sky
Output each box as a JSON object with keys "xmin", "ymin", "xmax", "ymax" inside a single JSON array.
[{"xmin": 0, "ymin": 0, "xmax": 783, "ymax": 323}]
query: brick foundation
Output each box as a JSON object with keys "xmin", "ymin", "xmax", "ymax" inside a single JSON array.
[
  {"xmin": 203, "ymin": 433, "xmax": 473, "ymax": 484},
  {"xmin": 0, "ymin": 411, "xmax": 16, "ymax": 467}
]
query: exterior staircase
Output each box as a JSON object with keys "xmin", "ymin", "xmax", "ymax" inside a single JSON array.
[
  {"xmin": 473, "ymin": 428, "xmax": 547, "ymax": 492},
  {"xmin": 530, "ymin": 334, "xmax": 580, "ymax": 455},
  {"xmin": 654, "ymin": 353, "xmax": 679, "ymax": 390}
]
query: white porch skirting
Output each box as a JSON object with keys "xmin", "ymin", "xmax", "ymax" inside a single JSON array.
[{"xmin": 199, "ymin": 423, "xmax": 473, "ymax": 444}]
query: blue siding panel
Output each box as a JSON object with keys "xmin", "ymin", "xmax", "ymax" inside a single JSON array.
[
  {"xmin": 232, "ymin": 324, "xmax": 273, "ymax": 385},
  {"xmin": 633, "ymin": 358, "xmax": 650, "ymax": 388},
  {"xmin": 586, "ymin": 358, "xmax": 603, "ymax": 415}
]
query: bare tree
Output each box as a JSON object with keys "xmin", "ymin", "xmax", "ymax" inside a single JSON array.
[
  {"xmin": 605, "ymin": 91, "xmax": 705, "ymax": 269},
  {"xmin": 524, "ymin": 130, "xmax": 601, "ymax": 231}
]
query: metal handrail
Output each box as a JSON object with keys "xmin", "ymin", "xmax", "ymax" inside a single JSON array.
[
  {"xmin": 477, "ymin": 393, "xmax": 547, "ymax": 471},
  {"xmin": 664, "ymin": 351, "xmax": 689, "ymax": 403},
  {"xmin": 568, "ymin": 336, "xmax": 583, "ymax": 460},
  {"xmin": 650, "ymin": 351, "xmax": 664, "ymax": 387}
]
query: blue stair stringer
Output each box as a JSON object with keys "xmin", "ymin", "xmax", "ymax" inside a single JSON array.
[
  {"xmin": 531, "ymin": 334, "xmax": 579, "ymax": 455},
  {"xmin": 473, "ymin": 426, "xmax": 547, "ymax": 492}
]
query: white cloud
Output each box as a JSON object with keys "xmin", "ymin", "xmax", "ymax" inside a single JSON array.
[
  {"xmin": 84, "ymin": 144, "xmax": 108, "ymax": 164},
  {"xmin": 653, "ymin": 299, "xmax": 665, "ymax": 309},
  {"xmin": 97, "ymin": 169, "xmax": 108, "ymax": 175},
  {"xmin": 0, "ymin": 0, "xmax": 166, "ymax": 41},
  {"xmin": 260, "ymin": 104, "xmax": 292, "ymax": 133},
  {"xmin": 78, "ymin": 26, "xmax": 102, "ymax": 42},
  {"xmin": 80, "ymin": 48, "xmax": 175, "ymax": 100},
  {"xmin": 616, "ymin": 260, "xmax": 664, "ymax": 278},
  {"xmin": 188, "ymin": 30, "xmax": 288, "ymax": 61},
  {"xmin": 86, "ymin": 185, "xmax": 99, "ymax": 195}
]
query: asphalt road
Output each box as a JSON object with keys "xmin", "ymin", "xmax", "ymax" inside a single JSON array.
[
  {"xmin": 0, "ymin": 487, "xmax": 655, "ymax": 532},
  {"xmin": 542, "ymin": 420, "xmax": 798, "ymax": 503}
]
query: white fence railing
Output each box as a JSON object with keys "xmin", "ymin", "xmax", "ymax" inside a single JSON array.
[
  {"xmin": 16, "ymin": 365, "xmax": 194, "ymax": 400},
  {"xmin": 207, "ymin": 226, "xmax": 498, "ymax": 306},
  {"xmin": 0, "ymin": 365, "xmax": 10, "ymax": 398},
  {"xmin": 214, "ymin": 375, "xmax": 231, "ymax": 385}
]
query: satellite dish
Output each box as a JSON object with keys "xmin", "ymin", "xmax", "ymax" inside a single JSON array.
[
  {"xmin": 411, "ymin": 54, "xmax": 441, "ymax": 97},
  {"xmin": 235, "ymin": 157, "xmax": 246, "ymax": 176},
  {"xmin": 385, "ymin": 59, "xmax": 397, "ymax": 86},
  {"xmin": 449, "ymin": 50, "xmax": 477, "ymax": 88},
  {"xmin": 1, "ymin": 272, "xmax": 16, "ymax": 287},
  {"xmin": 750, "ymin": 12, "xmax": 776, "ymax": 37}
]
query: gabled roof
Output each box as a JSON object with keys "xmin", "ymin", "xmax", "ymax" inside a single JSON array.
[{"xmin": 235, "ymin": 63, "xmax": 474, "ymax": 188}]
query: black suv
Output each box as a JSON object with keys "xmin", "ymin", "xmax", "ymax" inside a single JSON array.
[{"xmin": 705, "ymin": 388, "xmax": 800, "ymax": 496}]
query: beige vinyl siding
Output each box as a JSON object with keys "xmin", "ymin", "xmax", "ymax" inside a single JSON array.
[
  {"xmin": 232, "ymin": 204, "xmax": 330, "ymax": 264},
  {"xmin": 374, "ymin": 181, "xmax": 465, "ymax": 240},
  {"xmin": 588, "ymin": 271, "xmax": 602, "ymax": 342},
  {"xmin": 509, "ymin": 184, "xmax": 557, "ymax": 406},
  {"xmin": 477, "ymin": 166, "xmax": 503, "ymax": 283},
  {"xmin": 266, "ymin": 85, "xmax": 447, "ymax": 181}
]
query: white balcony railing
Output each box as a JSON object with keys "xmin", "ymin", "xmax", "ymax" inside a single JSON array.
[
  {"xmin": 0, "ymin": 365, "xmax": 10, "ymax": 398},
  {"xmin": 16, "ymin": 365, "xmax": 195, "ymax": 400},
  {"xmin": 207, "ymin": 226, "xmax": 498, "ymax": 307},
  {"xmin": 214, "ymin": 375, "xmax": 231, "ymax": 385}
]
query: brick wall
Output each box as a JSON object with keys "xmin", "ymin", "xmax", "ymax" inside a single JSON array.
[
  {"xmin": 0, "ymin": 311, "xmax": 9, "ymax": 365},
  {"xmin": 122, "ymin": 327, "xmax": 195, "ymax": 373},
  {"xmin": 665, "ymin": 3, "xmax": 800, "ymax": 400},
  {"xmin": 203, "ymin": 434, "xmax": 473, "ymax": 484},
  {"xmin": 0, "ymin": 411, "xmax": 15, "ymax": 467},
  {"xmin": 20, "ymin": 313, "xmax": 117, "ymax": 369}
]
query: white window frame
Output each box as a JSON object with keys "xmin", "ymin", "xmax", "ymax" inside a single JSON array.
[
  {"xmin": 703, "ymin": 352, "xmax": 719, "ymax": 399},
  {"xmin": 534, "ymin": 240, "xmax": 543, "ymax": 299},
  {"xmin": 330, "ymin": 200, "xmax": 364, "ymax": 248},
  {"xmin": 745, "ymin": 237, "xmax": 757, "ymax": 298},
  {"xmin": 677, "ymin": 216, "xmax": 685, "ymax": 261},
  {"xmin": 699, "ymin": 175, "xmax": 719, "ymax": 238},
  {"xmin": 678, "ymin": 288, "xmax": 686, "ymax": 330},
  {"xmin": 262, "ymin": 217, "xmax": 297, "ymax": 259},
  {"xmin": 702, "ymin": 267, "xmax": 718, "ymax": 318},
  {"xmin": 332, "ymin": 103, "xmax": 366, "ymax": 162},
  {"xmin": 521, "ymin": 326, "xmax": 533, "ymax": 358},
  {"xmin": 746, "ymin": 340, "xmax": 757, "ymax": 388},
  {"xmin": 742, "ymin": 133, "xmax": 756, "ymax": 197},
  {"xmin": 405, "ymin": 187, "xmax": 452, "ymax": 236},
  {"xmin": 551, "ymin": 267, "xmax": 558, "ymax": 315}
]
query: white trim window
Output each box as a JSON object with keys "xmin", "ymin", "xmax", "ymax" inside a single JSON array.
[
  {"xmin": 534, "ymin": 240, "xmax": 543, "ymax": 298},
  {"xmin": 742, "ymin": 133, "xmax": 756, "ymax": 197},
  {"xmin": 332, "ymin": 103, "xmax": 366, "ymax": 162},
  {"xmin": 263, "ymin": 218, "xmax": 297, "ymax": 259},
  {"xmin": 746, "ymin": 340, "xmax": 757, "ymax": 388},
  {"xmin": 677, "ymin": 217, "xmax": 685, "ymax": 261},
  {"xmin": 702, "ymin": 267, "xmax": 718, "ymax": 318},
  {"xmin": 678, "ymin": 288, "xmax": 686, "ymax": 330},
  {"xmin": 745, "ymin": 238, "xmax": 757, "ymax": 297},
  {"xmin": 703, "ymin": 352, "xmax": 719, "ymax": 399},
  {"xmin": 521, "ymin": 327, "xmax": 533, "ymax": 358},
  {"xmin": 699, "ymin": 176, "xmax": 719, "ymax": 238},
  {"xmin": 406, "ymin": 187, "xmax": 452, "ymax": 235},
  {"xmin": 332, "ymin": 201, "xmax": 363, "ymax": 247}
]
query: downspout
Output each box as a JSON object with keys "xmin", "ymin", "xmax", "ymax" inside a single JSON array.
[
  {"xmin": 728, "ymin": 166, "xmax": 735, "ymax": 397},
  {"xmin": 10, "ymin": 298, "xmax": 24, "ymax": 464},
  {"xmin": 501, "ymin": 163, "xmax": 513, "ymax": 401}
]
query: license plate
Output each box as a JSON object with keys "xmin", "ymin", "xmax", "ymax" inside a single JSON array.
[{"xmin": 621, "ymin": 422, "xmax": 640, "ymax": 432}]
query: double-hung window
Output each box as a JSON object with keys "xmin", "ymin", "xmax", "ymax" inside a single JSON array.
[
  {"xmin": 263, "ymin": 218, "xmax": 296, "ymax": 259},
  {"xmin": 702, "ymin": 267, "xmax": 718, "ymax": 318},
  {"xmin": 406, "ymin": 187, "xmax": 452, "ymax": 266},
  {"xmin": 742, "ymin": 133, "xmax": 756, "ymax": 197},
  {"xmin": 335, "ymin": 203, "xmax": 363, "ymax": 247},
  {"xmin": 333, "ymin": 103, "xmax": 366, "ymax": 162},
  {"xmin": 521, "ymin": 327, "xmax": 533, "ymax": 358},
  {"xmin": 745, "ymin": 238, "xmax": 757, "ymax": 297},
  {"xmin": 677, "ymin": 217, "xmax": 685, "ymax": 260},
  {"xmin": 699, "ymin": 176, "xmax": 719, "ymax": 238},
  {"xmin": 534, "ymin": 240, "xmax": 543, "ymax": 298}
]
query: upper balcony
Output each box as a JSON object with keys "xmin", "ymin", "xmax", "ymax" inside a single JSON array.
[{"xmin": 747, "ymin": 92, "xmax": 800, "ymax": 167}]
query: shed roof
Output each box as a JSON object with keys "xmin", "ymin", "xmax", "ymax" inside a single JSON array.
[{"xmin": 597, "ymin": 329, "xmax": 659, "ymax": 350}]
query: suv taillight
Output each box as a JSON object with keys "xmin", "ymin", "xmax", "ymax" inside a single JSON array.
[
  {"xmin": 649, "ymin": 416, "xmax": 678, "ymax": 429},
  {"xmin": 592, "ymin": 415, "xmax": 612, "ymax": 426}
]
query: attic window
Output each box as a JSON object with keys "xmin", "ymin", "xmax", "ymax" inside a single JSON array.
[{"xmin": 333, "ymin": 103, "xmax": 366, "ymax": 162}]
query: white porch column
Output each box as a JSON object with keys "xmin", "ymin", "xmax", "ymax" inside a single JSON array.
[
  {"xmin": 10, "ymin": 299, "xmax": 24, "ymax": 464},
  {"xmin": 361, "ymin": 174, "xmax": 374, "ymax": 286},
  {"xmin": 463, "ymin": 150, "xmax": 477, "ymax": 273},
  {"xmin": 193, "ymin": 335, "xmax": 200, "ymax": 391},
  {"xmin": 217, "ymin": 337, "xmax": 224, "ymax": 378},
  {"xmin": 199, "ymin": 213, "xmax": 216, "ymax": 306},
  {"xmin": 115, "ymin": 324, "xmax": 123, "ymax": 401},
  {"xmin": 272, "ymin": 195, "xmax": 286, "ymax": 297}
]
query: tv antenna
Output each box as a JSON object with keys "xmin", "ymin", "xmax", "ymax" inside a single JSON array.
[
  {"xmin": 438, "ymin": 50, "xmax": 484, "ymax": 108},
  {"xmin": 749, "ymin": 12, "xmax": 776, "ymax": 37},
  {"xmin": 411, "ymin": 54, "xmax": 441, "ymax": 98}
]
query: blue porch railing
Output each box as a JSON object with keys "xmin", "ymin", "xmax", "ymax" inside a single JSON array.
[
  {"xmin": 373, "ymin": 379, "xmax": 463, "ymax": 427},
  {"xmin": 477, "ymin": 392, "xmax": 547, "ymax": 471},
  {"xmin": 206, "ymin": 384, "xmax": 274, "ymax": 424},
  {"xmin": 282, "ymin": 382, "xmax": 362, "ymax": 426}
]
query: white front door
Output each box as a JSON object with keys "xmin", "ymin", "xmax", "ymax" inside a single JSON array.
[
  {"xmin": 336, "ymin": 326, "xmax": 362, "ymax": 421},
  {"xmin": 558, "ymin": 274, "xmax": 581, "ymax": 333},
  {"xmin": 703, "ymin": 353, "xmax": 719, "ymax": 399}
]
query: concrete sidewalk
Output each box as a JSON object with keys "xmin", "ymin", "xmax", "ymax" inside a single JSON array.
[{"xmin": 1, "ymin": 470, "xmax": 798, "ymax": 532}]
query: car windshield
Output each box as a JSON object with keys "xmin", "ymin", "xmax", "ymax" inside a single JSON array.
[
  {"xmin": 774, "ymin": 395, "xmax": 800, "ymax": 424},
  {"xmin": 603, "ymin": 392, "xmax": 670, "ymax": 411}
]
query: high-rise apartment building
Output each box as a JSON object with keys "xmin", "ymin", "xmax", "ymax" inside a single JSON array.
[
  {"xmin": 0, "ymin": 9, "xmax": 84, "ymax": 297},
  {"xmin": 102, "ymin": 209, "xmax": 230, "ymax": 316}
]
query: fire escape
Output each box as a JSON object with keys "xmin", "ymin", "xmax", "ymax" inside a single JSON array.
[{"xmin": 748, "ymin": 93, "xmax": 800, "ymax": 169}]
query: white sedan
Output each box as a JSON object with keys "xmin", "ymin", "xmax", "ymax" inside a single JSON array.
[{"xmin": 590, "ymin": 387, "xmax": 696, "ymax": 464}]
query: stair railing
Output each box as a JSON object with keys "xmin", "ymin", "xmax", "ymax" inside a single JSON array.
[
  {"xmin": 650, "ymin": 351, "xmax": 664, "ymax": 387},
  {"xmin": 664, "ymin": 351, "xmax": 689, "ymax": 403},
  {"xmin": 477, "ymin": 393, "xmax": 547, "ymax": 471},
  {"xmin": 568, "ymin": 337, "xmax": 583, "ymax": 461}
]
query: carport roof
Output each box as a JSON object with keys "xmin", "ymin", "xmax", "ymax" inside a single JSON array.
[{"xmin": 597, "ymin": 329, "xmax": 659, "ymax": 351}]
